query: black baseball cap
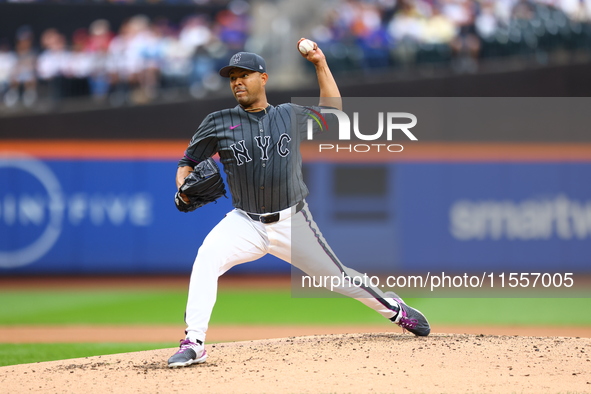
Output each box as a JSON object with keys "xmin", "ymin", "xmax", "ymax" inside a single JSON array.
[{"xmin": 219, "ymin": 52, "xmax": 267, "ymax": 77}]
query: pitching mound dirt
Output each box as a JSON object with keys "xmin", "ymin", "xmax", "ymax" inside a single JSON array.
[{"xmin": 1, "ymin": 333, "xmax": 589, "ymax": 393}]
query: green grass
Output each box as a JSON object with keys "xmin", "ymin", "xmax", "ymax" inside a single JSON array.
[
  {"xmin": 0, "ymin": 290, "xmax": 187, "ymax": 325},
  {"xmin": 1, "ymin": 289, "xmax": 590, "ymax": 326},
  {"xmin": 0, "ymin": 343, "xmax": 174, "ymax": 367},
  {"xmin": 0, "ymin": 288, "xmax": 589, "ymax": 366}
]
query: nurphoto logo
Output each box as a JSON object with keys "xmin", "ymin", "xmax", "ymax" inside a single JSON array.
[{"xmin": 306, "ymin": 108, "xmax": 418, "ymax": 153}]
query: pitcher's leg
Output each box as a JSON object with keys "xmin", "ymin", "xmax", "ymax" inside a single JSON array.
[
  {"xmin": 184, "ymin": 210, "xmax": 268, "ymax": 343},
  {"xmin": 269, "ymin": 203, "xmax": 399, "ymax": 320}
]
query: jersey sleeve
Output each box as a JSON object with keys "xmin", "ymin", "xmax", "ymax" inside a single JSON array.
[{"xmin": 178, "ymin": 114, "xmax": 218, "ymax": 167}]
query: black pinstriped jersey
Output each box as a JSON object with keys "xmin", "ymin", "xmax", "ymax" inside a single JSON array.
[{"xmin": 179, "ymin": 103, "xmax": 330, "ymax": 214}]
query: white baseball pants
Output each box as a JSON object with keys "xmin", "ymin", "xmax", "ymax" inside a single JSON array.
[{"xmin": 184, "ymin": 201, "xmax": 398, "ymax": 343}]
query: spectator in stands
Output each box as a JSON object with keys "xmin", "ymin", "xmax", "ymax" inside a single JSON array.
[
  {"xmin": 0, "ymin": 39, "xmax": 17, "ymax": 107},
  {"xmin": 121, "ymin": 15, "xmax": 155, "ymax": 104},
  {"xmin": 160, "ymin": 21, "xmax": 193, "ymax": 98},
  {"xmin": 85, "ymin": 19, "xmax": 114, "ymax": 102},
  {"xmin": 351, "ymin": 2, "xmax": 393, "ymax": 71},
  {"xmin": 66, "ymin": 29, "xmax": 93, "ymax": 98},
  {"xmin": 443, "ymin": 0, "xmax": 481, "ymax": 72},
  {"xmin": 179, "ymin": 15, "xmax": 212, "ymax": 52},
  {"xmin": 178, "ymin": 14, "xmax": 227, "ymax": 98},
  {"xmin": 6, "ymin": 26, "xmax": 37, "ymax": 108},
  {"xmin": 137, "ymin": 17, "xmax": 168, "ymax": 103},
  {"xmin": 387, "ymin": 1, "xmax": 427, "ymax": 67},
  {"xmin": 106, "ymin": 17, "xmax": 141, "ymax": 106},
  {"xmin": 474, "ymin": 1, "xmax": 499, "ymax": 41},
  {"xmin": 214, "ymin": 9, "xmax": 248, "ymax": 52},
  {"xmin": 36, "ymin": 28, "xmax": 69, "ymax": 105}
]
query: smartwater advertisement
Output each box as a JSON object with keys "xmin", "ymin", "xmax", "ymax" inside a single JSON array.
[{"xmin": 394, "ymin": 163, "xmax": 591, "ymax": 272}]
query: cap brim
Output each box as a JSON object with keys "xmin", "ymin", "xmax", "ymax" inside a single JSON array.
[{"xmin": 219, "ymin": 66, "xmax": 261, "ymax": 78}]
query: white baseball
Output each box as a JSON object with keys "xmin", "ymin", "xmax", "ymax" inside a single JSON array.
[{"xmin": 298, "ymin": 39, "xmax": 315, "ymax": 55}]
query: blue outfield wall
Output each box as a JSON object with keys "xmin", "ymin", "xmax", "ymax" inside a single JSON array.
[
  {"xmin": 393, "ymin": 163, "xmax": 591, "ymax": 273},
  {"xmin": 1, "ymin": 157, "xmax": 590, "ymax": 275},
  {"xmin": 0, "ymin": 158, "xmax": 236, "ymax": 274}
]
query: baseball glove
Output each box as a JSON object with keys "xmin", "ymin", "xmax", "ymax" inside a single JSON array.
[{"xmin": 174, "ymin": 158, "xmax": 227, "ymax": 213}]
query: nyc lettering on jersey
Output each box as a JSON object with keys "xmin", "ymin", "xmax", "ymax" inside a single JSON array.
[{"xmin": 230, "ymin": 133, "xmax": 291, "ymax": 165}]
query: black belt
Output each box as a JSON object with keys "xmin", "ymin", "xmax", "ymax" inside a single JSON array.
[{"xmin": 246, "ymin": 201, "xmax": 305, "ymax": 224}]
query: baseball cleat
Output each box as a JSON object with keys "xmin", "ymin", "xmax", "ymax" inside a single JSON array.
[
  {"xmin": 167, "ymin": 339, "xmax": 208, "ymax": 368},
  {"xmin": 384, "ymin": 291, "xmax": 431, "ymax": 337}
]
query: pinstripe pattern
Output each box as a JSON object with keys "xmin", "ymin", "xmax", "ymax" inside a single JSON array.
[{"xmin": 179, "ymin": 103, "xmax": 325, "ymax": 214}]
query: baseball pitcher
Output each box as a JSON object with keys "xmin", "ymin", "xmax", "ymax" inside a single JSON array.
[{"xmin": 168, "ymin": 38, "xmax": 430, "ymax": 367}]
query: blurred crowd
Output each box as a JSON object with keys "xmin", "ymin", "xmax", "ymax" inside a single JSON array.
[
  {"xmin": 1, "ymin": 0, "xmax": 591, "ymax": 111},
  {"xmin": 310, "ymin": 0, "xmax": 591, "ymax": 74},
  {"xmin": 0, "ymin": 5, "xmax": 249, "ymax": 109},
  {"xmin": 313, "ymin": 0, "xmax": 591, "ymax": 72},
  {"xmin": 0, "ymin": 0, "xmax": 228, "ymax": 4}
]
